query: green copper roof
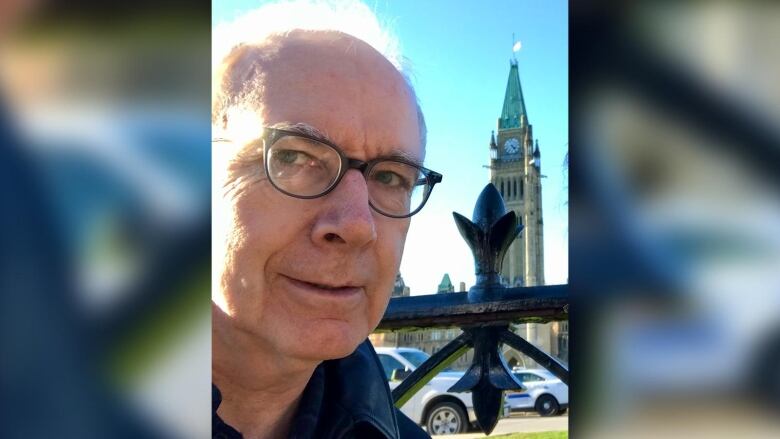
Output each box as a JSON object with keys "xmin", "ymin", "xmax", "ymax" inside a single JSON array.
[
  {"xmin": 437, "ymin": 273, "xmax": 454, "ymax": 293},
  {"xmin": 499, "ymin": 59, "xmax": 527, "ymax": 129}
]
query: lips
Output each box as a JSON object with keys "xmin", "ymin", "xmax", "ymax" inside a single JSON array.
[
  {"xmin": 280, "ymin": 274, "xmax": 364, "ymax": 305},
  {"xmin": 309, "ymin": 282, "xmax": 354, "ymax": 292},
  {"xmin": 291, "ymin": 278, "xmax": 360, "ymax": 294}
]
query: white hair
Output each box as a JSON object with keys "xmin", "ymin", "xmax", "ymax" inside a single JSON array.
[
  {"xmin": 213, "ymin": 0, "xmax": 402, "ymax": 73},
  {"xmin": 211, "ymin": 0, "xmax": 426, "ymax": 147}
]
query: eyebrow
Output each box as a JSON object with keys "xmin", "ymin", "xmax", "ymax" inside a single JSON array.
[
  {"xmin": 268, "ymin": 121, "xmax": 425, "ymax": 167},
  {"xmin": 268, "ymin": 121, "xmax": 333, "ymax": 143},
  {"xmin": 377, "ymin": 150, "xmax": 425, "ymax": 168}
]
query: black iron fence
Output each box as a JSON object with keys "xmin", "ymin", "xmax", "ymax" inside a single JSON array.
[{"xmin": 375, "ymin": 183, "xmax": 569, "ymax": 435}]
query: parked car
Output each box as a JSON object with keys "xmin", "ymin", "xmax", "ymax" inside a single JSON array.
[
  {"xmin": 375, "ymin": 347, "xmax": 509, "ymax": 435},
  {"xmin": 506, "ymin": 368, "xmax": 569, "ymax": 416}
]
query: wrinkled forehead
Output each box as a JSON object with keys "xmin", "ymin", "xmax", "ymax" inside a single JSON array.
[{"xmin": 219, "ymin": 30, "xmax": 423, "ymax": 161}]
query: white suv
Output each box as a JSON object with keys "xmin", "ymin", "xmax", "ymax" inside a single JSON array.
[{"xmin": 375, "ymin": 347, "xmax": 508, "ymax": 435}]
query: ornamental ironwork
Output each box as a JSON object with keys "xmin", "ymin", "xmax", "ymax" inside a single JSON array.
[{"xmin": 376, "ymin": 183, "xmax": 569, "ymax": 434}]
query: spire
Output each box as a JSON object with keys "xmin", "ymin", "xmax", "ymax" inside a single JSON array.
[
  {"xmin": 437, "ymin": 273, "xmax": 454, "ymax": 293},
  {"xmin": 499, "ymin": 59, "xmax": 528, "ymax": 130},
  {"xmin": 489, "ymin": 130, "xmax": 498, "ymax": 160},
  {"xmin": 533, "ymin": 140, "xmax": 541, "ymax": 169}
]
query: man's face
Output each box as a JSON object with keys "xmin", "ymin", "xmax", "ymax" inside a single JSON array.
[{"xmin": 215, "ymin": 31, "xmax": 422, "ymax": 361}]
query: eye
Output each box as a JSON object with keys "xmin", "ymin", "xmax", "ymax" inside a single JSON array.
[
  {"xmin": 368, "ymin": 161, "xmax": 421, "ymax": 194},
  {"xmin": 373, "ymin": 170, "xmax": 407, "ymax": 187},
  {"xmin": 273, "ymin": 149, "xmax": 311, "ymax": 166}
]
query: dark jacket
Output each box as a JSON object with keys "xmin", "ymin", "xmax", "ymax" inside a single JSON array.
[{"xmin": 213, "ymin": 340, "xmax": 429, "ymax": 438}]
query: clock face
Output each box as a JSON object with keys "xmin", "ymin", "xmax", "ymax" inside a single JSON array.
[{"xmin": 504, "ymin": 138, "xmax": 520, "ymax": 154}]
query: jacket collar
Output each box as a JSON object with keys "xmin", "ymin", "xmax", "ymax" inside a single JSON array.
[
  {"xmin": 213, "ymin": 340, "xmax": 400, "ymax": 439},
  {"xmin": 310, "ymin": 340, "xmax": 400, "ymax": 439}
]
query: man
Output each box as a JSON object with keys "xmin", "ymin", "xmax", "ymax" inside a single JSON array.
[{"xmin": 212, "ymin": 4, "xmax": 441, "ymax": 438}]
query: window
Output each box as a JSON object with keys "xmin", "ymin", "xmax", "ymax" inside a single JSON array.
[
  {"xmin": 514, "ymin": 372, "xmax": 544, "ymax": 383},
  {"xmin": 398, "ymin": 350, "xmax": 431, "ymax": 368},
  {"xmin": 378, "ymin": 354, "xmax": 406, "ymax": 381},
  {"xmin": 522, "ymin": 373, "xmax": 544, "ymax": 382}
]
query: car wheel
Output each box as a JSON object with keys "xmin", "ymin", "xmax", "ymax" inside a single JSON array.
[
  {"xmin": 426, "ymin": 401, "xmax": 468, "ymax": 435},
  {"xmin": 535, "ymin": 394, "xmax": 560, "ymax": 416}
]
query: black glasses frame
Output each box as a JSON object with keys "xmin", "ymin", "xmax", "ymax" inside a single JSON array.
[{"xmin": 262, "ymin": 127, "xmax": 442, "ymax": 218}]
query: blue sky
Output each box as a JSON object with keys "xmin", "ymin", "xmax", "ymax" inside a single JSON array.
[{"xmin": 213, "ymin": 0, "xmax": 568, "ymax": 293}]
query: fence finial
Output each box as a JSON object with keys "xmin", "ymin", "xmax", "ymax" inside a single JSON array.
[{"xmin": 453, "ymin": 183, "xmax": 523, "ymax": 302}]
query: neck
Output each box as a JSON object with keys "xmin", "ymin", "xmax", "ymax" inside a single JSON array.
[{"xmin": 212, "ymin": 303, "xmax": 319, "ymax": 439}]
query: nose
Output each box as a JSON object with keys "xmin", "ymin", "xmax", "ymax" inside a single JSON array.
[{"xmin": 311, "ymin": 169, "xmax": 377, "ymax": 248}]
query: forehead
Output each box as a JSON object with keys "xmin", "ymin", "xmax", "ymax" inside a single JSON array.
[{"xmin": 237, "ymin": 31, "xmax": 422, "ymax": 160}]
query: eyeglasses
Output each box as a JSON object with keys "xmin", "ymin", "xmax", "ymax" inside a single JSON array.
[{"xmin": 262, "ymin": 127, "xmax": 442, "ymax": 218}]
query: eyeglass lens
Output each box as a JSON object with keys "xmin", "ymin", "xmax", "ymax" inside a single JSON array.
[{"xmin": 266, "ymin": 134, "xmax": 427, "ymax": 217}]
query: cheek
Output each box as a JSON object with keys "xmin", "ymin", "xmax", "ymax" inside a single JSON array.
[
  {"xmin": 366, "ymin": 220, "xmax": 410, "ymax": 326},
  {"xmin": 382, "ymin": 219, "xmax": 410, "ymax": 266},
  {"xmin": 217, "ymin": 209, "xmax": 267, "ymax": 314},
  {"xmin": 219, "ymin": 185, "xmax": 307, "ymax": 311}
]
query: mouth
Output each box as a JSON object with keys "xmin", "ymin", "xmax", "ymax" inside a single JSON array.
[{"xmin": 281, "ymin": 275, "xmax": 364, "ymax": 298}]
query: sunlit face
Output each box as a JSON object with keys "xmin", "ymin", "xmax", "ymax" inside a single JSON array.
[{"xmin": 214, "ymin": 31, "xmax": 422, "ymax": 361}]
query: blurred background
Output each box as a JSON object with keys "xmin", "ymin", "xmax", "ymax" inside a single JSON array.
[
  {"xmin": 571, "ymin": 1, "xmax": 780, "ymax": 438},
  {"xmin": 2, "ymin": 0, "xmax": 780, "ymax": 438},
  {"xmin": 0, "ymin": 0, "xmax": 210, "ymax": 438}
]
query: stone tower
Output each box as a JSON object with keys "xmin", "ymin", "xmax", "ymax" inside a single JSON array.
[{"xmin": 489, "ymin": 58, "xmax": 545, "ymax": 288}]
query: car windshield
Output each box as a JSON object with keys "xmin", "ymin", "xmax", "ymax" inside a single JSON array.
[
  {"xmin": 398, "ymin": 350, "xmax": 430, "ymax": 368},
  {"xmin": 397, "ymin": 350, "xmax": 456, "ymax": 372}
]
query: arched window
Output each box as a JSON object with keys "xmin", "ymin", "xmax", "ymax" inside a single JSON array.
[
  {"xmin": 513, "ymin": 179, "xmax": 518, "ymax": 200},
  {"xmin": 500, "ymin": 180, "xmax": 505, "ymax": 198}
]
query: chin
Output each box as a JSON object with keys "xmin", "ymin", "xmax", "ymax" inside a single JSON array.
[{"xmin": 294, "ymin": 320, "xmax": 367, "ymax": 361}]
